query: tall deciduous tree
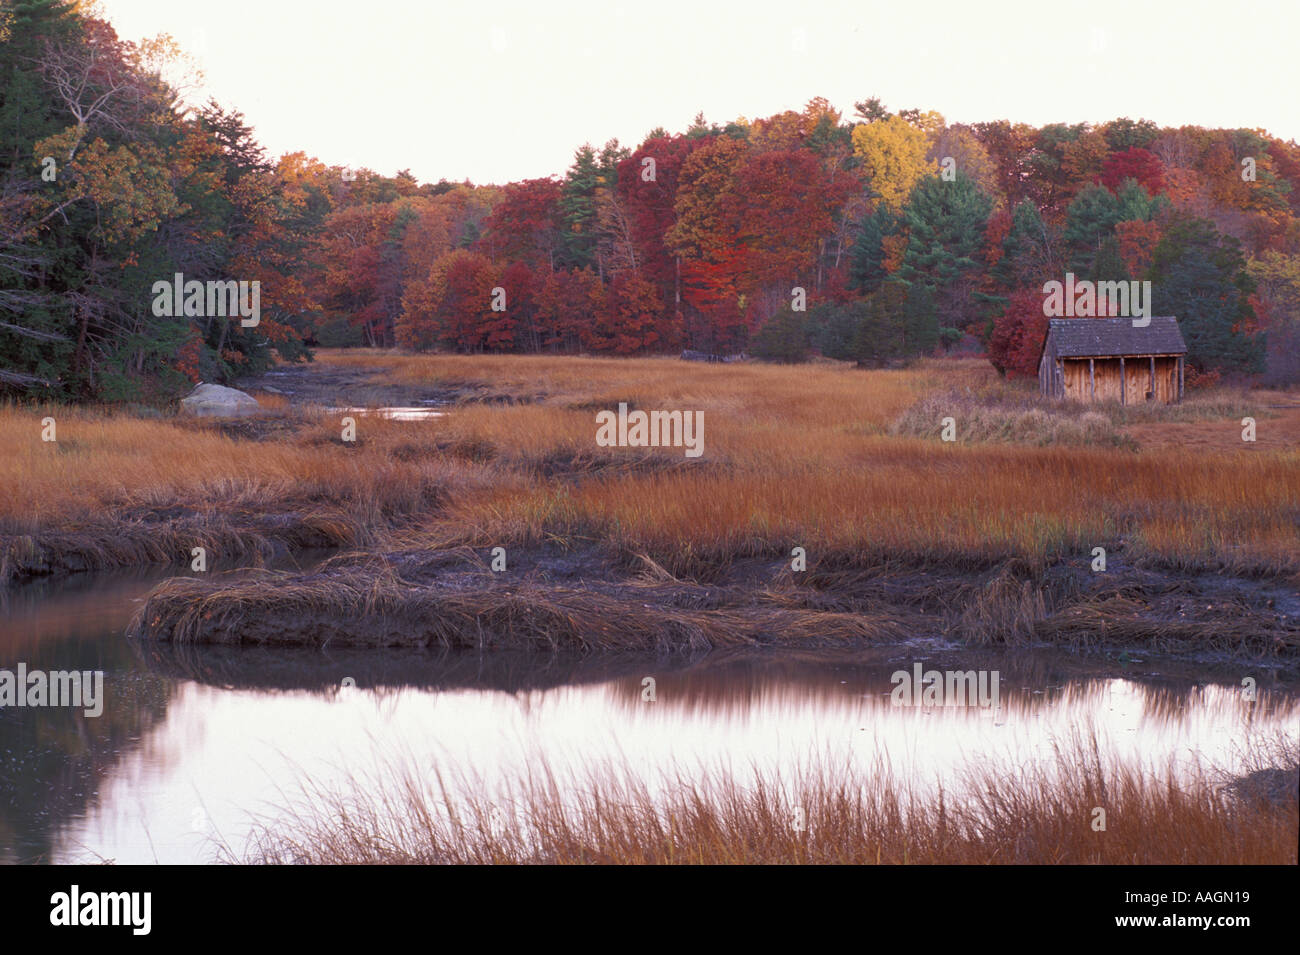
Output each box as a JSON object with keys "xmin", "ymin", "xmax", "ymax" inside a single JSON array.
[{"xmin": 851, "ymin": 114, "xmax": 936, "ymax": 211}]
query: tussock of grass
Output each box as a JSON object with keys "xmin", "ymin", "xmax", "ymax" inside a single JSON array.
[
  {"xmin": 126, "ymin": 562, "xmax": 912, "ymax": 651},
  {"xmin": 891, "ymin": 384, "xmax": 1277, "ymax": 447},
  {"xmin": 1036, "ymin": 595, "xmax": 1300, "ymax": 657},
  {"xmin": 1107, "ymin": 391, "xmax": 1268, "ymax": 425},
  {"xmin": 892, "ymin": 391, "xmax": 1131, "ymax": 447},
  {"xmin": 955, "ymin": 560, "xmax": 1053, "ymax": 643},
  {"xmin": 124, "ymin": 547, "xmax": 1299, "ymax": 663},
  {"xmin": 0, "ymin": 517, "xmax": 350, "ymax": 583},
  {"xmin": 229, "ymin": 731, "xmax": 1299, "ymax": 865}
]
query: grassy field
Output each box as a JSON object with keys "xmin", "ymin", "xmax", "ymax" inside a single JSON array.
[
  {"xmin": 232, "ymin": 731, "xmax": 1299, "ymax": 865},
  {"xmin": 4, "ymin": 352, "xmax": 1298, "ymax": 660}
]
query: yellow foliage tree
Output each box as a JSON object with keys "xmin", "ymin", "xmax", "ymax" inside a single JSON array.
[{"xmin": 851, "ymin": 115, "xmax": 936, "ymax": 211}]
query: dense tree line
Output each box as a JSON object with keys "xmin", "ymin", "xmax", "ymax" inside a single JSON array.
[
  {"xmin": 1, "ymin": 0, "xmax": 314, "ymax": 400},
  {"xmin": 3, "ymin": 3, "xmax": 1298, "ymax": 402}
]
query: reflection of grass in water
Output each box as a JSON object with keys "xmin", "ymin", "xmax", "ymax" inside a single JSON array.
[
  {"xmin": 227, "ymin": 730, "xmax": 1298, "ymax": 865},
  {"xmin": 601, "ymin": 660, "xmax": 1300, "ymax": 725}
]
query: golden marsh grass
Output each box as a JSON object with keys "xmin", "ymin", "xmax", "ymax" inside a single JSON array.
[
  {"xmin": 4, "ymin": 354, "xmax": 1297, "ymax": 586},
  {"xmin": 232, "ymin": 730, "xmax": 1299, "ymax": 865}
]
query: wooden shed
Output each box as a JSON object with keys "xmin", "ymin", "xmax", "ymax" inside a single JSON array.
[{"xmin": 1038, "ymin": 316, "xmax": 1187, "ymax": 404}]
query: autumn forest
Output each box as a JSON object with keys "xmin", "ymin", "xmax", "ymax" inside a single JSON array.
[{"xmin": 3, "ymin": 0, "xmax": 1299, "ymax": 402}]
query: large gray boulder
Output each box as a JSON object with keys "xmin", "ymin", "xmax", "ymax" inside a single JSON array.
[{"xmin": 180, "ymin": 382, "xmax": 261, "ymax": 418}]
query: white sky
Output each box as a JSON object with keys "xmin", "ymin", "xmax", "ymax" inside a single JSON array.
[{"xmin": 99, "ymin": 0, "xmax": 1300, "ymax": 185}]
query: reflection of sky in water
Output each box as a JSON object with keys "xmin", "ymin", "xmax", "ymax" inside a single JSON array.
[
  {"xmin": 53, "ymin": 673, "xmax": 1299, "ymax": 864},
  {"xmin": 325, "ymin": 406, "xmax": 444, "ymax": 420}
]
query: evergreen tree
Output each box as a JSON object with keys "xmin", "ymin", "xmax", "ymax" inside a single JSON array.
[
  {"xmin": 751, "ymin": 305, "xmax": 808, "ymax": 362},
  {"xmin": 806, "ymin": 300, "xmax": 864, "ymax": 360},
  {"xmin": 1150, "ymin": 216, "xmax": 1263, "ymax": 373},
  {"xmin": 895, "ymin": 173, "xmax": 992, "ymax": 331},
  {"xmin": 1090, "ymin": 236, "xmax": 1129, "ymax": 285},
  {"xmin": 851, "ymin": 282, "xmax": 907, "ymax": 366},
  {"xmin": 559, "ymin": 145, "xmax": 600, "ymax": 271},
  {"xmin": 1064, "ymin": 179, "xmax": 1166, "ymax": 274},
  {"xmin": 848, "ymin": 205, "xmax": 898, "ymax": 293},
  {"xmin": 901, "ymin": 282, "xmax": 939, "ymax": 355},
  {"xmin": 992, "ymin": 200, "xmax": 1057, "ymax": 292}
]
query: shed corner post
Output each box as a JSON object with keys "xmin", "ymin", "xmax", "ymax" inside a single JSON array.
[{"xmin": 1178, "ymin": 356, "xmax": 1184, "ymax": 401}]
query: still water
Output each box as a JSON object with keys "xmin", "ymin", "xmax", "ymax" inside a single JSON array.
[
  {"xmin": 325, "ymin": 406, "xmax": 445, "ymax": 421},
  {"xmin": 2, "ymin": 565, "xmax": 1297, "ymax": 863}
]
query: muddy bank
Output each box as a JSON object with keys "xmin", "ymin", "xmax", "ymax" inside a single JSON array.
[
  {"xmin": 236, "ymin": 362, "xmax": 540, "ymax": 408},
  {"xmin": 126, "ymin": 545, "xmax": 1300, "ymax": 669},
  {"xmin": 0, "ymin": 503, "xmax": 367, "ymax": 586}
]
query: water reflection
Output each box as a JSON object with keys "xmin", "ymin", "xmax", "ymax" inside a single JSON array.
[
  {"xmin": 1, "ymin": 570, "xmax": 1296, "ymax": 864},
  {"xmin": 325, "ymin": 406, "xmax": 445, "ymax": 421},
  {"xmin": 0, "ymin": 556, "xmax": 327, "ymax": 863},
  {"xmin": 0, "ymin": 616, "xmax": 171, "ymax": 863}
]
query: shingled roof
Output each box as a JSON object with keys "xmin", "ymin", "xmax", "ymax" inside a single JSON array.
[{"xmin": 1045, "ymin": 316, "xmax": 1186, "ymax": 358}]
